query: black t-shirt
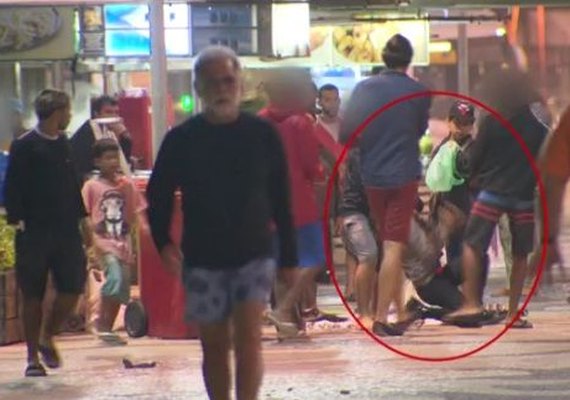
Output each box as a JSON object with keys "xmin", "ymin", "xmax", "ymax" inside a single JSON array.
[
  {"xmin": 335, "ymin": 149, "xmax": 369, "ymax": 217},
  {"xmin": 4, "ymin": 130, "xmax": 87, "ymax": 230},
  {"xmin": 147, "ymin": 113, "xmax": 297, "ymax": 270},
  {"xmin": 469, "ymin": 106, "xmax": 548, "ymax": 201}
]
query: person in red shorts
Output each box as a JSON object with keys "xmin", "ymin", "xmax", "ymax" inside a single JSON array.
[{"xmin": 340, "ymin": 34, "xmax": 431, "ymax": 336}]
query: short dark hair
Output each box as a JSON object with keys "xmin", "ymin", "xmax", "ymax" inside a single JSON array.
[
  {"xmin": 91, "ymin": 95, "xmax": 118, "ymax": 118},
  {"xmin": 93, "ymin": 138, "xmax": 120, "ymax": 159},
  {"xmin": 318, "ymin": 84, "xmax": 339, "ymax": 98},
  {"xmin": 34, "ymin": 89, "xmax": 70, "ymax": 121},
  {"xmin": 382, "ymin": 34, "xmax": 414, "ymax": 69}
]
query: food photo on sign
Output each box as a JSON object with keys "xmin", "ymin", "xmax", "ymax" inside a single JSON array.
[{"xmin": 0, "ymin": 7, "xmax": 75, "ymax": 60}]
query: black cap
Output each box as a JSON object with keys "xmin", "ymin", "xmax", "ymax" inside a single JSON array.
[{"xmin": 448, "ymin": 101, "xmax": 475, "ymax": 127}]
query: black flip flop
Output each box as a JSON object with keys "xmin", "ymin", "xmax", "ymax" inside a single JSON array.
[
  {"xmin": 39, "ymin": 344, "xmax": 61, "ymax": 369},
  {"xmin": 509, "ymin": 319, "xmax": 534, "ymax": 329},
  {"xmin": 372, "ymin": 321, "xmax": 404, "ymax": 337},
  {"xmin": 25, "ymin": 363, "xmax": 47, "ymax": 377},
  {"xmin": 442, "ymin": 312, "xmax": 486, "ymax": 328},
  {"xmin": 480, "ymin": 310, "xmax": 507, "ymax": 326}
]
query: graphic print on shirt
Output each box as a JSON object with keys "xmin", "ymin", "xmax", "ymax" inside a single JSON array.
[{"xmin": 95, "ymin": 190, "xmax": 129, "ymax": 239}]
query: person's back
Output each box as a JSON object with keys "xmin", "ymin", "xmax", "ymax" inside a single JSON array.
[
  {"xmin": 348, "ymin": 73, "xmax": 430, "ymax": 188},
  {"xmin": 258, "ymin": 107, "xmax": 321, "ymax": 227},
  {"xmin": 471, "ymin": 105, "xmax": 549, "ymax": 201}
]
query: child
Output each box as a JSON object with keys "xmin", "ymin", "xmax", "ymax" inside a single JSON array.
[{"xmin": 82, "ymin": 139, "xmax": 146, "ymax": 345}]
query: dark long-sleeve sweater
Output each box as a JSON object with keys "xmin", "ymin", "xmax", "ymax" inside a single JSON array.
[
  {"xmin": 146, "ymin": 113, "xmax": 297, "ymax": 270},
  {"xmin": 4, "ymin": 130, "xmax": 87, "ymax": 229}
]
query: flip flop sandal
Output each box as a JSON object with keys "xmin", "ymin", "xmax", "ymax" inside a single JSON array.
[
  {"xmin": 509, "ymin": 319, "xmax": 534, "ymax": 329},
  {"xmin": 38, "ymin": 344, "xmax": 61, "ymax": 369},
  {"xmin": 320, "ymin": 313, "xmax": 349, "ymax": 323},
  {"xmin": 25, "ymin": 363, "xmax": 47, "ymax": 377},
  {"xmin": 266, "ymin": 312, "xmax": 299, "ymax": 337},
  {"xmin": 442, "ymin": 312, "xmax": 485, "ymax": 328},
  {"xmin": 479, "ymin": 310, "xmax": 507, "ymax": 326},
  {"xmin": 372, "ymin": 321, "xmax": 404, "ymax": 337}
]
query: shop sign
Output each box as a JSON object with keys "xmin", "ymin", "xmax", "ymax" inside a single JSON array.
[
  {"xmin": 0, "ymin": 7, "xmax": 75, "ymax": 61},
  {"xmin": 309, "ymin": 20, "xmax": 430, "ymax": 66}
]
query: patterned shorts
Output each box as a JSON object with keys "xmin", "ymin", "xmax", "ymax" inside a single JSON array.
[{"xmin": 182, "ymin": 258, "xmax": 277, "ymax": 324}]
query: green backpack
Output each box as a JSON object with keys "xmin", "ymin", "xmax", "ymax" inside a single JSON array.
[{"xmin": 425, "ymin": 140, "xmax": 464, "ymax": 192}]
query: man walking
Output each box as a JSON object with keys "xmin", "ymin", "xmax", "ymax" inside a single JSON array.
[
  {"xmin": 340, "ymin": 34, "xmax": 431, "ymax": 336},
  {"xmin": 147, "ymin": 46, "xmax": 296, "ymax": 400},
  {"xmin": 4, "ymin": 89, "xmax": 89, "ymax": 377}
]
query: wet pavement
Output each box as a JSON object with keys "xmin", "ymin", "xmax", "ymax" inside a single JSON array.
[{"xmin": 2, "ymin": 222, "xmax": 570, "ymax": 399}]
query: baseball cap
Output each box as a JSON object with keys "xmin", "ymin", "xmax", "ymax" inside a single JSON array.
[{"xmin": 448, "ymin": 101, "xmax": 475, "ymax": 127}]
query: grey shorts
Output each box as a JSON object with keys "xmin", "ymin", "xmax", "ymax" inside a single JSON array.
[
  {"xmin": 342, "ymin": 213, "xmax": 378, "ymax": 264},
  {"xmin": 182, "ymin": 258, "xmax": 277, "ymax": 324}
]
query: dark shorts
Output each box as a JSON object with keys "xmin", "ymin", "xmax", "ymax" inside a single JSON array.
[
  {"xmin": 365, "ymin": 181, "xmax": 419, "ymax": 244},
  {"xmin": 273, "ymin": 222, "xmax": 325, "ymax": 268},
  {"xmin": 15, "ymin": 225, "xmax": 86, "ymax": 299},
  {"xmin": 341, "ymin": 213, "xmax": 378, "ymax": 264},
  {"xmin": 464, "ymin": 191, "xmax": 534, "ymax": 257},
  {"xmin": 182, "ymin": 258, "xmax": 276, "ymax": 324}
]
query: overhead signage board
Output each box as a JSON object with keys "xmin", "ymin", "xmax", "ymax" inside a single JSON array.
[
  {"xmin": 310, "ymin": 20, "xmax": 430, "ymax": 66},
  {"xmin": 0, "ymin": 7, "xmax": 75, "ymax": 60}
]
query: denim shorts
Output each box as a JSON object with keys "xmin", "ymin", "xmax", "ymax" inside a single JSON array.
[
  {"xmin": 100, "ymin": 254, "xmax": 131, "ymax": 305},
  {"xmin": 182, "ymin": 258, "xmax": 277, "ymax": 324},
  {"xmin": 342, "ymin": 213, "xmax": 378, "ymax": 265}
]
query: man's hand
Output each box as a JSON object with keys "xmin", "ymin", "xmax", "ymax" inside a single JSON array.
[
  {"xmin": 160, "ymin": 243, "xmax": 183, "ymax": 276},
  {"xmin": 108, "ymin": 121, "xmax": 130, "ymax": 138},
  {"xmin": 92, "ymin": 269, "xmax": 103, "ymax": 283}
]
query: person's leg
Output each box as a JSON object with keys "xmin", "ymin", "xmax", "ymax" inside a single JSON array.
[
  {"xmin": 199, "ymin": 321, "xmax": 232, "ymax": 400},
  {"xmin": 231, "ymin": 258, "xmax": 276, "ymax": 400},
  {"xmin": 97, "ymin": 255, "xmax": 130, "ymax": 343},
  {"xmin": 232, "ymin": 302, "xmax": 266, "ymax": 400},
  {"xmin": 447, "ymin": 201, "xmax": 499, "ymax": 318},
  {"xmin": 343, "ymin": 213, "xmax": 378, "ymax": 324},
  {"xmin": 183, "ymin": 267, "xmax": 232, "ymax": 400},
  {"xmin": 374, "ymin": 240, "xmax": 406, "ymax": 323},
  {"xmin": 498, "ymin": 214, "xmax": 513, "ymax": 289},
  {"xmin": 14, "ymin": 228, "xmax": 50, "ymax": 375},
  {"xmin": 506, "ymin": 210, "xmax": 535, "ymax": 326},
  {"xmin": 41, "ymin": 232, "xmax": 86, "ymax": 363},
  {"xmin": 371, "ymin": 183, "xmax": 417, "ymax": 326},
  {"xmin": 345, "ymin": 254, "xmax": 357, "ymax": 301}
]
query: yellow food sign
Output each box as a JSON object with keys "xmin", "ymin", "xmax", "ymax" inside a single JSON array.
[{"xmin": 310, "ymin": 20, "xmax": 429, "ymax": 66}]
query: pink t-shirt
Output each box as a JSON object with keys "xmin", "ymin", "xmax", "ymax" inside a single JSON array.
[{"xmin": 82, "ymin": 176, "xmax": 147, "ymax": 264}]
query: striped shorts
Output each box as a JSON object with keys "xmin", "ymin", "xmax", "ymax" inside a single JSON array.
[{"xmin": 463, "ymin": 191, "xmax": 535, "ymax": 257}]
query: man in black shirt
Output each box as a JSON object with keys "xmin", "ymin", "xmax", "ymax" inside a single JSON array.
[
  {"xmin": 4, "ymin": 89, "xmax": 89, "ymax": 377},
  {"xmin": 445, "ymin": 70, "xmax": 548, "ymax": 328},
  {"xmin": 70, "ymin": 95, "xmax": 132, "ymax": 181},
  {"xmin": 147, "ymin": 46, "xmax": 297, "ymax": 400}
]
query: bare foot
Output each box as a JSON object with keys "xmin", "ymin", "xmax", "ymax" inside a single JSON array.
[{"xmin": 356, "ymin": 315, "xmax": 374, "ymax": 330}]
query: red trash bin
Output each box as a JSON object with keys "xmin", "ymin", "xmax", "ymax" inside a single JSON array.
[{"xmin": 125, "ymin": 174, "xmax": 198, "ymax": 339}]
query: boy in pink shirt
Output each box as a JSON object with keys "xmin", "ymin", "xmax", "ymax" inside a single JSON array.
[{"xmin": 82, "ymin": 139, "xmax": 146, "ymax": 345}]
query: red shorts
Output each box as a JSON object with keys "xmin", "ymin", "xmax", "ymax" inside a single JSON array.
[{"xmin": 365, "ymin": 181, "xmax": 418, "ymax": 244}]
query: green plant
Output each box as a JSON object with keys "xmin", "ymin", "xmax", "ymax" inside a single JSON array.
[{"xmin": 0, "ymin": 216, "xmax": 15, "ymax": 270}]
